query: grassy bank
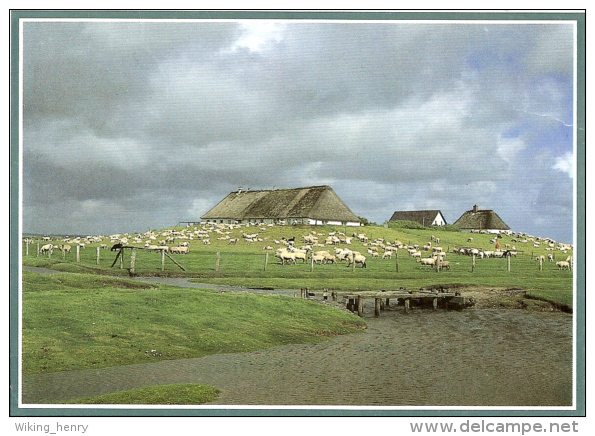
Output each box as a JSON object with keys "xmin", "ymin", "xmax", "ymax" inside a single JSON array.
[
  {"xmin": 64, "ymin": 384, "xmax": 220, "ymax": 405},
  {"xmin": 23, "ymin": 223, "xmax": 574, "ymax": 309},
  {"xmin": 22, "ymin": 271, "xmax": 366, "ymax": 375}
]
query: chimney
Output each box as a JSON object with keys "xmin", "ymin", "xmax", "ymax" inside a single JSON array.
[{"xmin": 473, "ymin": 205, "xmax": 479, "ymax": 213}]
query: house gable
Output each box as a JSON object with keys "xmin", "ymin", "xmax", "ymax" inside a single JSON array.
[{"xmin": 389, "ymin": 210, "xmax": 447, "ymax": 227}]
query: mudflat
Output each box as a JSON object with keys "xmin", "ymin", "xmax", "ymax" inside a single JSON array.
[{"xmin": 23, "ymin": 307, "xmax": 573, "ymax": 407}]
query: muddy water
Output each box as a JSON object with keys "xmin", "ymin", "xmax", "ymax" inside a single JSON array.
[{"xmin": 22, "ymin": 308, "xmax": 573, "ymax": 407}]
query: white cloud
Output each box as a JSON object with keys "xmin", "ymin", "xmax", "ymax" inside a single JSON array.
[
  {"xmin": 188, "ymin": 198, "xmax": 218, "ymax": 220},
  {"xmin": 497, "ymin": 137, "xmax": 527, "ymax": 164},
  {"xmin": 230, "ymin": 21, "xmax": 285, "ymax": 52},
  {"xmin": 552, "ymin": 151, "xmax": 575, "ymax": 178}
]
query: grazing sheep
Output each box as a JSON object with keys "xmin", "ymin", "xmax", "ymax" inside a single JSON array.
[
  {"xmin": 419, "ymin": 257, "xmax": 436, "ymax": 267},
  {"xmin": 323, "ymin": 253, "xmax": 337, "ymax": 264},
  {"xmin": 40, "ymin": 244, "xmax": 53, "ymax": 255},
  {"xmin": 440, "ymin": 261, "xmax": 451, "ymax": 270},
  {"xmin": 382, "ymin": 251, "xmax": 393, "ymax": 259},
  {"xmin": 275, "ymin": 249, "xmax": 297, "ymax": 265},
  {"xmin": 147, "ymin": 245, "xmax": 169, "ymax": 253},
  {"xmin": 335, "ymin": 248, "xmax": 352, "ymax": 262},
  {"xmin": 346, "ymin": 253, "xmax": 367, "ymax": 268},
  {"xmin": 62, "ymin": 244, "xmax": 72, "ymax": 253},
  {"xmin": 556, "ymin": 261, "xmax": 571, "ymax": 270},
  {"xmin": 170, "ymin": 246, "xmax": 189, "ymax": 254},
  {"xmin": 311, "ymin": 253, "xmax": 327, "ymax": 264},
  {"xmin": 292, "ymin": 249, "xmax": 308, "ymax": 263}
]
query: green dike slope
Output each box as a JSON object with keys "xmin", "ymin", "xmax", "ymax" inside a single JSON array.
[
  {"xmin": 22, "ymin": 223, "xmax": 574, "ymax": 309},
  {"xmin": 22, "ymin": 271, "xmax": 366, "ymax": 375}
]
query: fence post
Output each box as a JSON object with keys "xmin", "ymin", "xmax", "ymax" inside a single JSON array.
[
  {"xmin": 161, "ymin": 250, "xmax": 165, "ymax": 271},
  {"xmin": 311, "ymin": 254, "xmax": 314, "ymax": 272},
  {"xmin": 472, "ymin": 253, "xmax": 476, "ymax": 272},
  {"xmin": 26, "ymin": 242, "xmax": 29, "ymax": 256},
  {"xmin": 507, "ymin": 254, "xmax": 511, "ymax": 272},
  {"xmin": 395, "ymin": 251, "xmax": 399, "ymax": 272},
  {"xmin": 130, "ymin": 248, "xmax": 136, "ymax": 274},
  {"xmin": 76, "ymin": 245, "xmax": 80, "ymax": 263},
  {"xmin": 539, "ymin": 255, "xmax": 543, "ymax": 271},
  {"xmin": 264, "ymin": 252, "xmax": 268, "ymax": 271},
  {"xmin": 37, "ymin": 241, "xmax": 40, "ymax": 257},
  {"xmin": 215, "ymin": 252, "xmax": 221, "ymax": 272},
  {"xmin": 96, "ymin": 247, "xmax": 100, "ymax": 265}
]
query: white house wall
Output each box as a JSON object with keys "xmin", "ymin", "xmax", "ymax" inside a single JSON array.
[{"xmin": 431, "ymin": 213, "xmax": 446, "ymax": 226}]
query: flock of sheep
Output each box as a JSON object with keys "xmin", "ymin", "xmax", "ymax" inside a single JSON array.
[{"xmin": 25, "ymin": 222, "xmax": 573, "ymax": 272}]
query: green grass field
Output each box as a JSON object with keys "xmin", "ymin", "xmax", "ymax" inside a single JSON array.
[
  {"xmin": 23, "ymin": 223, "xmax": 574, "ymax": 309},
  {"xmin": 22, "ymin": 270, "xmax": 366, "ymax": 375},
  {"xmin": 20, "ymin": 223, "xmax": 574, "ymax": 405},
  {"xmin": 64, "ymin": 384, "xmax": 220, "ymax": 405}
]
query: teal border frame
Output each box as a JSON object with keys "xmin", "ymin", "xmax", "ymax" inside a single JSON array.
[{"xmin": 9, "ymin": 9, "xmax": 586, "ymax": 417}]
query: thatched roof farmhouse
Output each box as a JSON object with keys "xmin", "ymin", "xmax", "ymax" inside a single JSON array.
[
  {"xmin": 201, "ymin": 185, "xmax": 362, "ymax": 226},
  {"xmin": 453, "ymin": 205, "xmax": 510, "ymax": 233},
  {"xmin": 389, "ymin": 210, "xmax": 447, "ymax": 227}
]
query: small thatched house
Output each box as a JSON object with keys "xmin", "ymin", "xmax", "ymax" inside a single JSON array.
[
  {"xmin": 389, "ymin": 210, "xmax": 447, "ymax": 227},
  {"xmin": 453, "ymin": 205, "xmax": 510, "ymax": 233},
  {"xmin": 201, "ymin": 185, "xmax": 362, "ymax": 226}
]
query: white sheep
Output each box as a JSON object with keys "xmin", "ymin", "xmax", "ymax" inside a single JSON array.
[
  {"xmin": 311, "ymin": 253, "xmax": 327, "ymax": 264},
  {"xmin": 556, "ymin": 261, "xmax": 571, "ymax": 270},
  {"xmin": 40, "ymin": 244, "xmax": 53, "ymax": 255},
  {"xmin": 346, "ymin": 252, "xmax": 367, "ymax": 268},
  {"xmin": 59, "ymin": 244, "xmax": 72, "ymax": 253},
  {"xmin": 170, "ymin": 246, "xmax": 189, "ymax": 254},
  {"xmin": 419, "ymin": 257, "xmax": 436, "ymax": 266},
  {"xmin": 291, "ymin": 249, "xmax": 308, "ymax": 263},
  {"xmin": 275, "ymin": 249, "xmax": 297, "ymax": 265}
]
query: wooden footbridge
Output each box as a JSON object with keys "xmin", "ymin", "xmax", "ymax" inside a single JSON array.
[{"xmin": 302, "ymin": 288, "xmax": 475, "ymax": 317}]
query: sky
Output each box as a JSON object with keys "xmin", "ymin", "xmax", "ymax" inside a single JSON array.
[{"xmin": 20, "ymin": 16, "xmax": 579, "ymax": 243}]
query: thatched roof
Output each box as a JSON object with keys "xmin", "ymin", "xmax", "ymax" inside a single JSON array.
[
  {"xmin": 389, "ymin": 210, "xmax": 446, "ymax": 226},
  {"xmin": 453, "ymin": 206, "xmax": 510, "ymax": 230},
  {"xmin": 201, "ymin": 185, "xmax": 361, "ymax": 223}
]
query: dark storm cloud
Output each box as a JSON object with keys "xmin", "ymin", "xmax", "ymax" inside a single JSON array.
[{"xmin": 20, "ymin": 18, "xmax": 577, "ymax": 243}]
